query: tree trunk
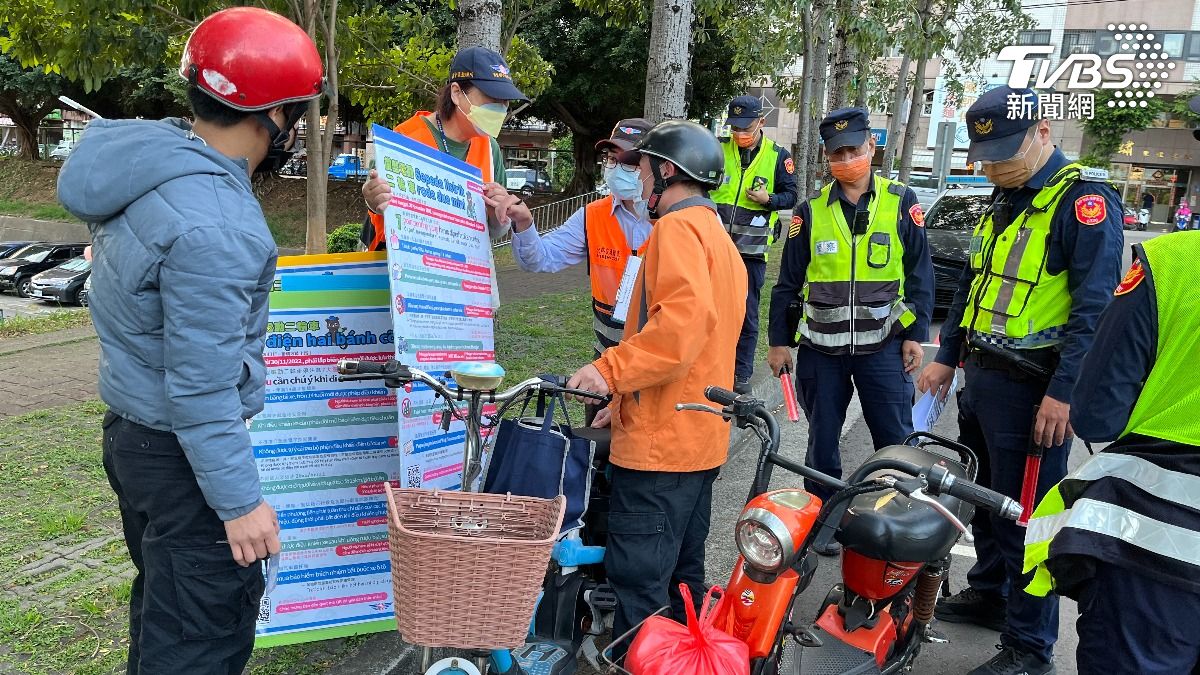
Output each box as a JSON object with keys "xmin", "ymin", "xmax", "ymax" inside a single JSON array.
[
  {"xmin": 897, "ymin": 51, "xmax": 928, "ymax": 185},
  {"xmin": 795, "ymin": 6, "xmax": 814, "ymax": 199},
  {"xmin": 457, "ymin": 0, "xmax": 503, "ymax": 52},
  {"xmin": 643, "ymin": 0, "xmax": 695, "ymax": 123},
  {"xmin": 301, "ymin": 0, "xmax": 339, "ymax": 255},
  {"xmin": 567, "ymin": 131, "xmax": 599, "ymax": 197},
  {"xmin": 880, "ymin": 53, "xmax": 910, "ymax": 175},
  {"xmin": 0, "ymin": 98, "xmax": 54, "ymax": 160},
  {"xmin": 854, "ymin": 57, "xmax": 869, "ymax": 109},
  {"xmin": 806, "ymin": 0, "xmax": 832, "ymax": 188},
  {"xmin": 826, "ymin": 0, "xmax": 857, "ymax": 111}
]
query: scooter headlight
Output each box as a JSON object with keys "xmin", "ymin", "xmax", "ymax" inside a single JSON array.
[{"xmin": 735, "ymin": 509, "xmax": 792, "ymax": 574}]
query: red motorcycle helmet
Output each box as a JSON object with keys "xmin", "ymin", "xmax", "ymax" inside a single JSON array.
[{"xmin": 179, "ymin": 7, "xmax": 325, "ymax": 112}]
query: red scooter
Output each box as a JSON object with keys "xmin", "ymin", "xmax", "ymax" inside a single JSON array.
[{"xmin": 606, "ymin": 387, "xmax": 1022, "ymax": 675}]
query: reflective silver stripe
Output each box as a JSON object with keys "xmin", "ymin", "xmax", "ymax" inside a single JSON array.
[
  {"xmin": 1066, "ymin": 453, "xmax": 1200, "ymax": 512},
  {"xmin": 593, "ymin": 315, "xmax": 623, "ymax": 348},
  {"xmin": 990, "ymin": 226, "xmax": 1034, "ymax": 335},
  {"xmin": 805, "ymin": 303, "xmax": 899, "ymax": 324},
  {"xmin": 1025, "ymin": 498, "xmax": 1200, "ymax": 568},
  {"xmin": 730, "ymin": 223, "xmax": 770, "ymax": 236},
  {"xmin": 800, "ymin": 301, "xmax": 910, "ymax": 349}
]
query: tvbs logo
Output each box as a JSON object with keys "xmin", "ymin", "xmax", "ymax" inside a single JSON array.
[{"xmin": 1000, "ymin": 23, "xmax": 1170, "ymax": 101}]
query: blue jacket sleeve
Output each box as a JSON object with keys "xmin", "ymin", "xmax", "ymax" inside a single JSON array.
[
  {"xmin": 897, "ymin": 189, "xmax": 933, "ymax": 343},
  {"xmin": 161, "ymin": 227, "xmax": 272, "ymax": 521},
  {"xmin": 1070, "ymin": 260, "xmax": 1156, "ymax": 442},
  {"xmin": 768, "ymin": 147, "xmax": 798, "ymax": 212},
  {"xmin": 934, "ymin": 265, "xmax": 976, "ymax": 367},
  {"xmin": 768, "ymin": 201, "xmax": 811, "ymax": 346},
  {"xmin": 512, "ymin": 205, "xmax": 587, "ymax": 273},
  {"xmin": 1045, "ymin": 184, "xmax": 1125, "ymax": 403}
]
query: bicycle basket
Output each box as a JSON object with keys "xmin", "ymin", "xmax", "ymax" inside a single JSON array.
[{"xmin": 384, "ymin": 486, "xmax": 565, "ymax": 649}]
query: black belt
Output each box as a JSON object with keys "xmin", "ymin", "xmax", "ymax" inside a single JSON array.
[{"xmin": 965, "ymin": 343, "xmax": 1058, "ymax": 381}]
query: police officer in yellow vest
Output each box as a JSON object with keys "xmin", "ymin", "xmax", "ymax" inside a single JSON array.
[
  {"xmin": 511, "ymin": 119, "xmax": 654, "ymax": 427},
  {"xmin": 712, "ymin": 95, "xmax": 798, "ymax": 393},
  {"xmin": 767, "ymin": 107, "xmax": 934, "ymax": 556},
  {"xmin": 918, "ymin": 87, "xmax": 1124, "ymax": 675},
  {"xmin": 1021, "ymin": 100, "xmax": 1200, "ymax": 674}
]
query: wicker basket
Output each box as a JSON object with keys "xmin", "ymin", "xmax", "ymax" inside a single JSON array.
[{"xmin": 384, "ymin": 486, "xmax": 565, "ymax": 649}]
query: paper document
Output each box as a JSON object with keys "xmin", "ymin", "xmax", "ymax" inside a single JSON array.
[{"xmin": 912, "ymin": 372, "xmax": 958, "ymax": 432}]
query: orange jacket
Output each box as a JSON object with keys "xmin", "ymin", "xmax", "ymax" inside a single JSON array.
[{"xmin": 594, "ymin": 199, "xmax": 748, "ymax": 472}]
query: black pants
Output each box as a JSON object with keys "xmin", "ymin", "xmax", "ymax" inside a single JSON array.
[
  {"xmin": 103, "ymin": 411, "xmax": 263, "ymax": 675},
  {"xmin": 735, "ymin": 257, "xmax": 768, "ymax": 382},
  {"xmin": 605, "ymin": 465, "xmax": 719, "ymax": 649}
]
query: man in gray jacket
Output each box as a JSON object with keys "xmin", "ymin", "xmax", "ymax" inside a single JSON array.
[{"xmin": 56, "ymin": 8, "xmax": 325, "ymax": 674}]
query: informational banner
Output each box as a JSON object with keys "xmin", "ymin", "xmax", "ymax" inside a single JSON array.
[
  {"xmin": 253, "ymin": 252, "xmax": 399, "ymax": 647},
  {"xmin": 371, "ymin": 124, "xmax": 496, "ymax": 492},
  {"xmin": 926, "ymin": 75, "xmax": 1009, "ymax": 150}
]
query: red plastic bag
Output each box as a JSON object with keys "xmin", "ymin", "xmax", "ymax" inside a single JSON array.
[{"xmin": 626, "ymin": 584, "xmax": 749, "ymax": 675}]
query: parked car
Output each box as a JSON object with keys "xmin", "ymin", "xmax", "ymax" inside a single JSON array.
[
  {"xmin": 924, "ymin": 188, "xmax": 993, "ymax": 313},
  {"xmin": 29, "ymin": 256, "xmax": 91, "ymax": 305},
  {"xmin": 327, "ymin": 154, "xmax": 370, "ymax": 180},
  {"xmin": 505, "ymin": 166, "xmax": 552, "ymax": 196},
  {"xmin": 0, "ymin": 241, "xmax": 37, "ymax": 259},
  {"xmin": 49, "ymin": 140, "xmax": 75, "ymax": 162},
  {"xmin": 80, "ymin": 274, "xmax": 91, "ymax": 307},
  {"xmin": 0, "ymin": 242, "xmax": 89, "ymax": 297}
]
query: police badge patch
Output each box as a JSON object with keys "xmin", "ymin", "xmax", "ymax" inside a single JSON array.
[
  {"xmin": 909, "ymin": 203, "xmax": 925, "ymax": 227},
  {"xmin": 784, "ymin": 157, "xmax": 795, "ymax": 174},
  {"xmin": 788, "ymin": 215, "xmax": 803, "ymax": 239},
  {"xmin": 1114, "ymin": 259, "xmax": 1145, "ymax": 296},
  {"xmin": 1074, "ymin": 194, "xmax": 1106, "ymax": 226}
]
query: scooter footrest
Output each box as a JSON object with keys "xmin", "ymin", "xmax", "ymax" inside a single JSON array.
[
  {"xmin": 589, "ymin": 584, "xmax": 618, "ymax": 611},
  {"xmin": 512, "ymin": 641, "xmax": 573, "ymax": 675},
  {"xmin": 779, "ymin": 627, "xmax": 881, "ymax": 675}
]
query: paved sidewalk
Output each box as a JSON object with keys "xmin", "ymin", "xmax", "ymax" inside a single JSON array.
[{"xmin": 0, "ymin": 325, "xmax": 99, "ymax": 418}]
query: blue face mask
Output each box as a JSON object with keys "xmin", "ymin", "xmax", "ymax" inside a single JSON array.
[{"xmin": 605, "ymin": 164, "xmax": 646, "ymax": 203}]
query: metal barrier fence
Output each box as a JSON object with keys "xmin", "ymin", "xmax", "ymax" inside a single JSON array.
[{"xmin": 493, "ymin": 190, "xmax": 603, "ymax": 248}]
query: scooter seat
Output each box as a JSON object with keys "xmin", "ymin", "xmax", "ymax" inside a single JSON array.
[{"xmin": 835, "ymin": 445, "xmax": 973, "ymax": 563}]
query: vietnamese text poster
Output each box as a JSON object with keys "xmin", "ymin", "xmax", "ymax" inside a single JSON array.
[
  {"xmin": 371, "ymin": 124, "xmax": 496, "ymax": 492},
  {"xmin": 252, "ymin": 252, "xmax": 399, "ymax": 647}
]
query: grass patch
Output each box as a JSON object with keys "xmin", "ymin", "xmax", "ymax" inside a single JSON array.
[
  {"xmin": 0, "ymin": 198, "xmax": 78, "ymax": 222},
  {"xmin": 0, "ymin": 309, "xmax": 91, "ymax": 339},
  {"xmin": 265, "ymin": 209, "xmax": 307, "ymax": 250},
  {"xmin": 36, "ymin": 510, "xmax": 88, "ymax": 538}
]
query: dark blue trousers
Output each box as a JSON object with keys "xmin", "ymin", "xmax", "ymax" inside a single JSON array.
[
  {"xmin": 1076, "ymin": 560, "xmax": 1200, "ymax": 674},
  {"xmin": 793, "ymin": 340, "xmax": 915, "ymax": 502},
  {"xmin": 957, "ymin": 362, "xmax": 1069, "ymax": 662},
  {"xmin": 735, "ymin": 257, "xmax": 767, "ymax": 382}
]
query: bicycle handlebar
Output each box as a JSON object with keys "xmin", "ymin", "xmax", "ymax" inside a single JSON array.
[{"xmin": 336, "ymin": 359, "xmax": 610, "ymax": 404}]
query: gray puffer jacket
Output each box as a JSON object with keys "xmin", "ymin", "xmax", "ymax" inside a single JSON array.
[{"xmin": 58, "ymin": 118, "xmax": 275, "ymax": 520}]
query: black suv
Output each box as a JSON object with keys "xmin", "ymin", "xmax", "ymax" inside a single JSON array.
[{"xmin": 0, "ymin": 242, "xmax": 89, "ymax": 297}]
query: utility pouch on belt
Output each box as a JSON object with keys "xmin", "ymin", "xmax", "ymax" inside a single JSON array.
[{"xmin": 969, "ymin": 339, "xmax": 1054, "ymax": 380}]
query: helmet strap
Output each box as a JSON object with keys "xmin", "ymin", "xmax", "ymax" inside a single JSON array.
[
  {"xmin": 252, "ymin": 103, "xmax": 307, "ymax": 176},
  {"xmin": 647, "ymin": 156, "xmax": 687, "ymax": 219}
]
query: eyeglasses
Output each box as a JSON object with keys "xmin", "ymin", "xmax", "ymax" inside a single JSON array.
[{"xmin": 601, "ymin": 153, "xmax": 639, "ymax": 171}]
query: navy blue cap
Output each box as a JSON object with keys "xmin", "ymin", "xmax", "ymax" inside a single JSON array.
[
  {"xmin": 726, "ymin": 95, "xmax": 764, "ymax": 127},
  {"xmin": 819, "ymin": 107, "xmax": 870, "ymax": 152},
  {"xmin": 449, "ymin": 46, "xmax": 527, "ymax": 101},
  {"xmin": 966, "ymin": 86, "xmax": 1041, "ymax": 163}
]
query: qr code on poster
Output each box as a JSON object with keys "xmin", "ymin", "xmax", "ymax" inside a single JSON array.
[
  {"xmin": 258, "ymin": 595, "xmax": 271, "ymax": 624},
  {"xmin": 406, "ymin": 465, "xmax": 422, "ymax": 488}
]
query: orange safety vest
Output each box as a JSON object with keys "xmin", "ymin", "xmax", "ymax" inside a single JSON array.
[
  {"xmin": 368, "ymin": 112, "xmax": 495, "ymax": 250},
  {"xmin": 585, "ymin": 195, "xmax": 635, "ymax": 355}
]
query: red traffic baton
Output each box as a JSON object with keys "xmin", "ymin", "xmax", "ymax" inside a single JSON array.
[
  {"xmin": 780, "ymin": 365, "xmax": 801, "ymax": 423},
  {"xmin": 1017, "ymin": 405, "xmax": 1043, "ymax": 527}
]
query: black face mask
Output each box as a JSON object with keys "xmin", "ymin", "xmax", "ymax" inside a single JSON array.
[{"xmin": 254, "ymin": 104, "xmax": 308, "ymax": 176}]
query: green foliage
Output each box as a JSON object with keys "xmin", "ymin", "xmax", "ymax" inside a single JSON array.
[
  {"xmin": 327, "ymin": 222, "xmax": 362, "ymax": 253},
  {"xmin": 550, "ymin": 134, "xmax": 574, "ymax": 191},
  {"xmin": 1081, "ymin": 90, "xmax": 1165, "ymax": 169},
  {"xmin": 1166, "ymin": 80, "xmax": 1200, "ymax": 125}
]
